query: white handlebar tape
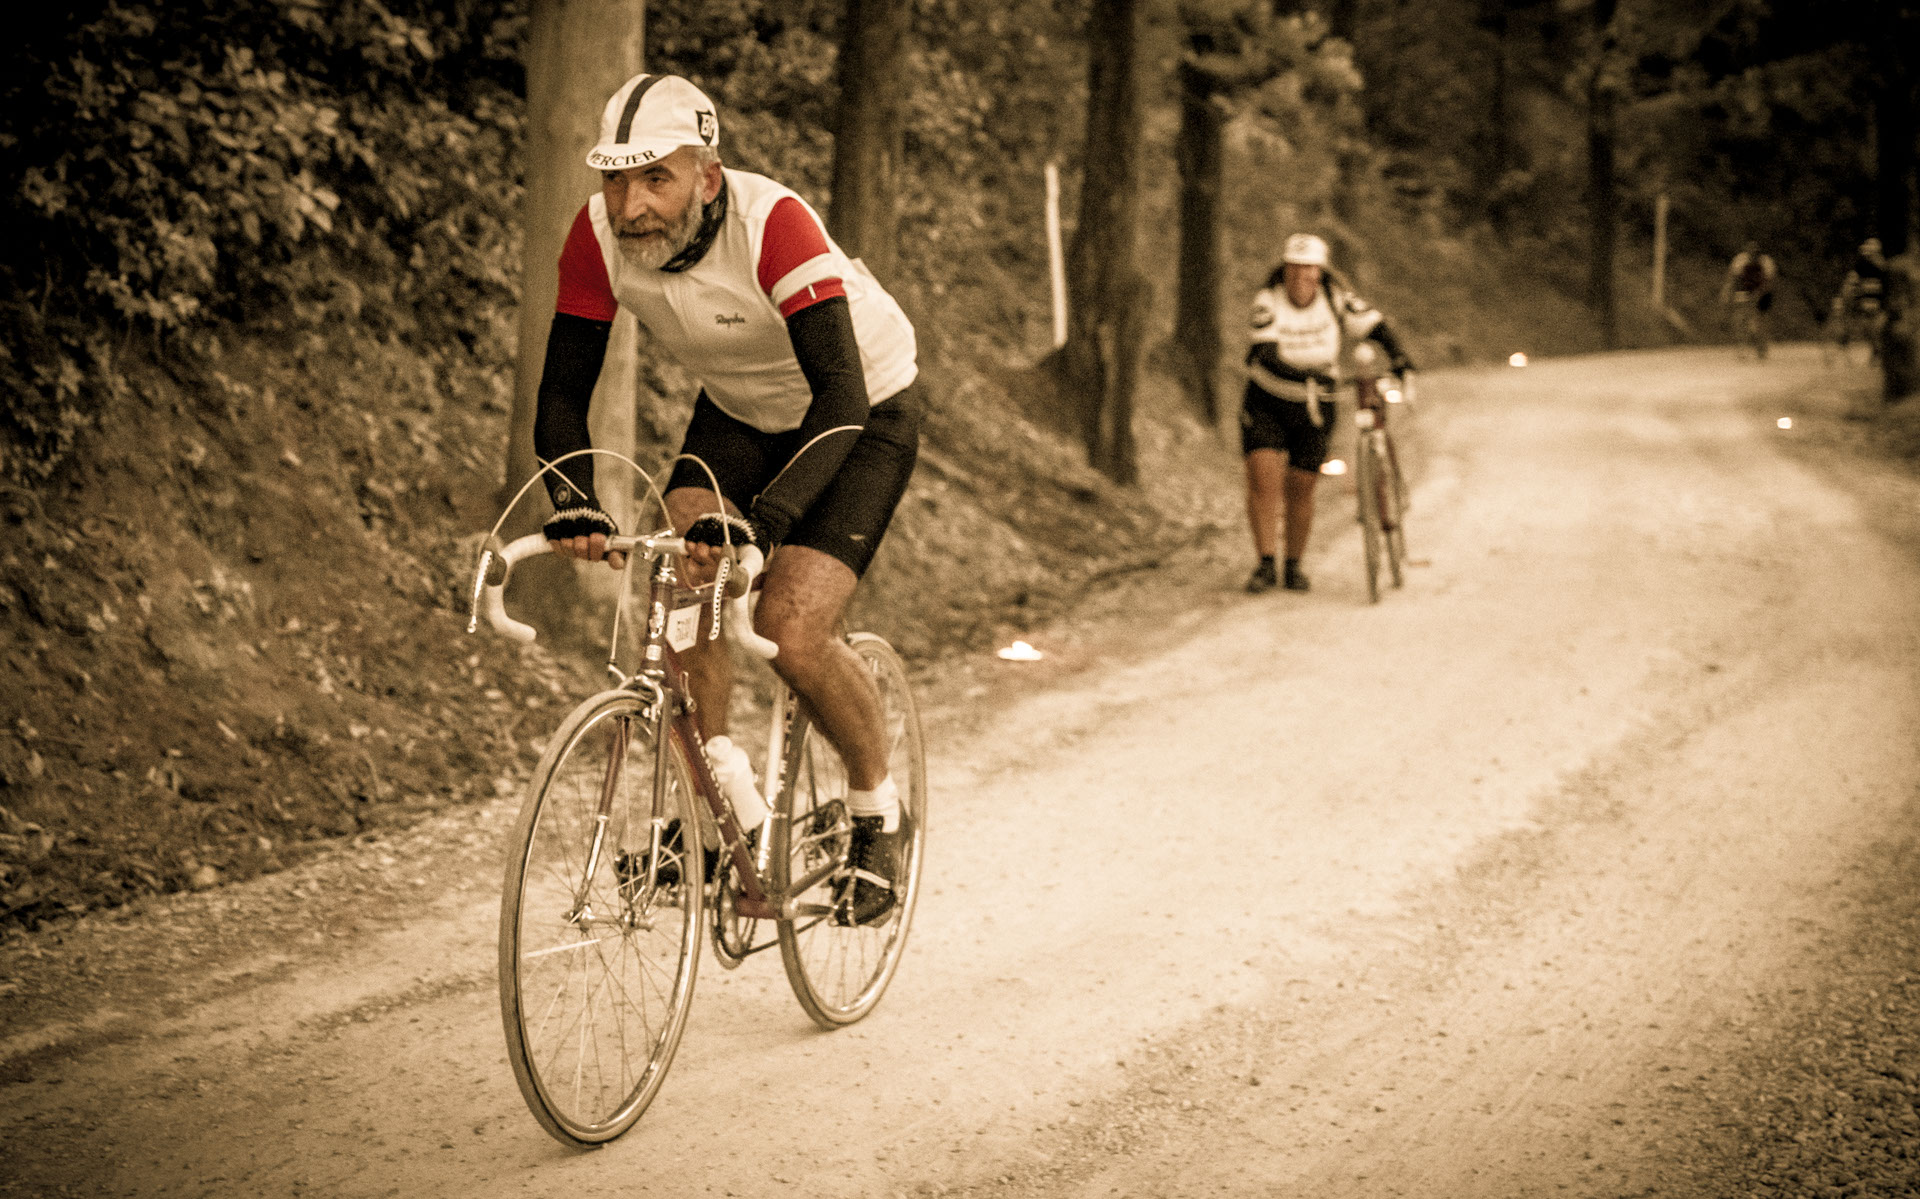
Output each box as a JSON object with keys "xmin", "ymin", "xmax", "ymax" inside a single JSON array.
[{"xmin": 483, "ymin": 533, "xmax": 553, "ymax": 643}]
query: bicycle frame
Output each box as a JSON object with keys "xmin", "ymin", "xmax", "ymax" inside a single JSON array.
[
  {"xmin": 1354, "ymin": 385, "xmax": 1405, "ymax": 518},
  {"xmin": 621, "ymin": 550, "xmax": 844, "ymax": 925}
]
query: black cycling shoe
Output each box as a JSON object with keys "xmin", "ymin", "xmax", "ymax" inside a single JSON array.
[
  {"xmin": 833, "ymin": 815, "xmax": 902, "ymax": 927},
  {"xmin": 616, "ymin": 819, "xmax": 690, "ymax": 891},
  {"xmin": 616, "ymin": 820, "xmax": 753, "ymax": 891},
  {"xmin": 1245, "ymin": 561, "xmax": 1278, "ymax": 594},
  {"xmin": 1283, "ymin": 561, "xmax": 1311, "ymax": 592}
]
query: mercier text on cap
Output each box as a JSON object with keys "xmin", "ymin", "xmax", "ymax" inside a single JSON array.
[{"xmin": 586, "ymin": 74, "xmax": 721, "ymax": 171}]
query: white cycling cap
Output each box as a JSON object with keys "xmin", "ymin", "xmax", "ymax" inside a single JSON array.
[
  {"xmin": 586, "ymin": 74, "xmax": 720, "ymax": 171},
  {"xmin": 1282, "ymin": 233, "xmax": 1330, "ymax": 267}
]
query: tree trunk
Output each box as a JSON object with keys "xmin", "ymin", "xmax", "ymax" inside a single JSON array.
[
  {"xmin": 1479, "ymin": 0, "xmax": 1512, "ymax": 228},
  {"xmin": 1870, "ymin": 31, "xmax": 1915, "ymax": 259},
  {"xmin": 503, "ymin": 1, "xmax": 645, "ymax": 633},
  {"xmin": 1323, "ymin": 0, "xmax": 1356, "ymax": 42},
  {"xmin": 1585, "ymin": 0, "xmax": 1619, "ymax": 350},
  {"xmin": 827, "ymin": 0, "xmax": 907, "ymax": 284},
  {"xmin": 1885, "ymin": 254, "xmax": 1919, "ymax": 403},
  {"xmin": 1055, "ymin": 0, "xmax": 1145, "ymax": 485},
  {"xmin": 506, "ymin": 0, "xmax": 645, "ymax": 536},
  {"xmin": 1174, "ymin": 60, "xmax": 1226, "ymax": 424}
]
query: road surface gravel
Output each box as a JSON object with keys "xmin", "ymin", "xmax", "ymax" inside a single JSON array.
[{"xmin": 3, "ymin": 345, "xmax": 1918, "ymax": 1198}]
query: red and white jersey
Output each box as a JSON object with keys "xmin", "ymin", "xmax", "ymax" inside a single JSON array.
[{"xmin": 555, "ymin": 168, "xmax": 918, "ymax": 433}]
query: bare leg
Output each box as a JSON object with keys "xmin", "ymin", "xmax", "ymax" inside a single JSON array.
[
  {"xmin": 754, "ymin": 546, "xmax": 888, "ymax": 790},
  {"xmin": 1245, "ymin": 448, "xmax": 1285, "ymax": 558},
  {"xmin": 1282, "ymin": 466, "xmax": 1319, "ymax": 560}
]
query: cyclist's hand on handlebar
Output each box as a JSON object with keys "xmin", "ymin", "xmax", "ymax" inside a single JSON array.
[
  {"xmin": 680, "ymin": 513, "xmax": 763, "ymax": 587},
  {"xmin": 544, "ymin": 505, "xmax": 627, "ymax": 570}
]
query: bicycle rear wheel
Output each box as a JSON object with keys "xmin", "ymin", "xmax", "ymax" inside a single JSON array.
[
  {"xmin": 499, "ymin": 689, "xmax": 703, "ymax": 1146},
  {"xmin": 774, "ymin": 633, "xmax": 927, "ymax": 1028},
  {"xmin": 1356, "ymin": 436, "xmax": 1384, "ymax": 603}
]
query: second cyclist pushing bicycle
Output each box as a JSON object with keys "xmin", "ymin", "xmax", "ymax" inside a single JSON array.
[
  {"xmin": 1240, "ymin": 233, "xmax": 1415, "ymax": 595},
  {"xmin": 533, "ymin": 73, "xmax": 922, "ymax": 926}
]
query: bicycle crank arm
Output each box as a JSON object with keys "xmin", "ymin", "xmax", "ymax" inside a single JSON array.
[{"xmin": 776, "ymin": 860, "xmax": 845, "ymax": 918}]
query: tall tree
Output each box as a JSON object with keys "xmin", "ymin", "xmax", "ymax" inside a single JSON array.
[
  {"xmin": 1476, "ymin": 0, "xmax": 1514, "ymax": 227},
  {"xmin": 1174, "ymin": 50, "xmax": 1228, "ymax": 424},
  {"xmin": 1052, "ymin": 0, "xmax": 1147, "ymax": 484},
  {"xmin": 827, "ymin": 0, "xmax": 908, "ymax": 283},
  {"xmin": 1586, "ymin": 0, "xmax": 1621, "ymax": 349},
  {"xmin": 1173, "ymin": 0, "xmax": 1324, "ymax": 424},
  {"xmin": 1869, "ymin": 3, "xmax": 1918, "ymax": 400},
  {"xmin": 1868, "ymin": 10, "xmax": 1915, "ymax": 259},
  {"xmin": 506, "ymin": 0, "xmax": 645, "ymax": 538}
]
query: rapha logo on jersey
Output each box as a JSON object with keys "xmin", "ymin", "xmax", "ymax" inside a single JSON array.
[
  {"xmin": 696, "ymin": 110, "xmax": 717, "ymax": 144},
  {"xmin": 714, "ymin": 313, "xmax": 746, "ymax": 326}
]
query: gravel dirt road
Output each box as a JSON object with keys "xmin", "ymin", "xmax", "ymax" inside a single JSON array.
[{"xmin": 5, "ymin": 345, "xmax": 1919, "ymax": 1198}]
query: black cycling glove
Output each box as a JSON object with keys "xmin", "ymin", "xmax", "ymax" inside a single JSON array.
[
  {"xmin": 683, "ymin": 512, "xmax": 766, "ymax": 552},
  {"xmin": 544, "ymin": 505, "xmax": 619, "ymax": 543}
]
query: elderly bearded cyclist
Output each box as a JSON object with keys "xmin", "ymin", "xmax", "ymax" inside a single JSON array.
[
  {"xmin": 1241, "ymin": 234, "xmax": 1414, "ymax": 594},
  {"xmin": 532, "ymin": 74, "xmax": 922, "ymax": 926}
]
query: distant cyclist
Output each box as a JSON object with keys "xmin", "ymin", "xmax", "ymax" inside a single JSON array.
[
  {"xmin": 1241, "ymin": 233, "xmax": 1414, "ymax": 594},
  {"xmin": 1833, "ymin": 237, "xmax": 1888, "ymax": 356},
  {"xmin": 531, "ymin": 74, "xmax": 921, "ymax": 925},
  {"xmin": 1720, "ymin": 242, "xmax": 1777, "ymax": 357}
]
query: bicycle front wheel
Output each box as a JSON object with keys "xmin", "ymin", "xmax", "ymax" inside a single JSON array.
[
  {"xmin": 1383, "ymin": 435, "xmax": 1408, "ymax": 589},
  {"xmin": 774, "ymin": 633, "xmax": 928, "ymax": 1028},
  {"xmin": 499, "ymin": 689, "xmax": 703, "ymax": 1146},
  {"xmin": 1356, "ymin": 436, "xmax": 1384, "ymax": 603}
]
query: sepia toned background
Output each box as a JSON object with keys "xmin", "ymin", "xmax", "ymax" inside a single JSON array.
[{"xmin": 3, "ymin": 1, "xmax": 1919, "ymax": 1195}]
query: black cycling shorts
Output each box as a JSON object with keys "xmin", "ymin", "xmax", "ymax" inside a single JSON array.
[
  {"xmin": 666, "ymin": 383, "xmax": 923, "ymax": 577},
  {"xmin": 1239, "ymin": 382, "xmax": 1335, "ymax": 472}
]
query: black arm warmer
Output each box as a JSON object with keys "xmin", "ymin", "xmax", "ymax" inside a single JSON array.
[
  {"xmin": 750, "ymin": 295, "xmax": 870, "ymax": 546},
  {"xmin": 1246, "ymin": 342, "xmax": 1332, "ymax": 386},
  {"xmin": 1365, "ymin": 321, "xmax": 1413, "ymax": 370},
  {"xmin": 532, "ymin": 313, "xmax": 613, "ymax": 510}
]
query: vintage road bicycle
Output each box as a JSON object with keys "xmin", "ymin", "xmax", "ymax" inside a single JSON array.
[
  {"xmin": 466, "ymin": 454, "xmax": 927, "ymax": 1147},
  {"xmin": 1310, "ymin": 343, "xmax": 1412, "ymax": 603}
]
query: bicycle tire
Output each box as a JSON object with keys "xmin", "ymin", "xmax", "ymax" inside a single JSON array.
[
  {"xmin": 1356, "ymin": 436, "xmax": 1384, "ymax": 603},
  {"xmin": 774, "ymin": 633, "xmax": 927, "ymax": 1029},
  {"xmin": 499, "ymin": 689, "xmax": 703, "ymax": 1146},
  {"xmin": 1383, "ymin": 434, "xmax": 1408, "ymax": 589}
]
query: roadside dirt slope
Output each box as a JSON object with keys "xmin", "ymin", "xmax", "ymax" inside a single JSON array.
[{"xmin": 3, "ymin": 346, "xmax": 1917, "ymax": 1199}]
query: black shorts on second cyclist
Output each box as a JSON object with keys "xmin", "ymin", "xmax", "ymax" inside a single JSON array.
[
  {"xmin": 666, "ymin": 383, "xmax": 923, "ymax": 578},
  {"xmin": 1240, "ymin": 382, "xmax": 1334, "ymax": 472}
]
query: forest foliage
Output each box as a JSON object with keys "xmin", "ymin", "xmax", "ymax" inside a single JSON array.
[
  {"xmin": 2, "ymin": 0, "xmax": 1913, "ymax": 478},
  {"xmin": 1, "ymin": 0, "xmax": 525, "ymax": 475}
]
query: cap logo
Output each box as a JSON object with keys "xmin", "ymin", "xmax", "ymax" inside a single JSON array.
[{"xmin": 696, "ymin": 110, "xmax": 716, "ymax": 144}]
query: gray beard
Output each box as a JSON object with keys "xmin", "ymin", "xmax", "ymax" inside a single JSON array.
[{"xmin": 616, "ymin": 192, "xmax": 702, "ymax": 271}]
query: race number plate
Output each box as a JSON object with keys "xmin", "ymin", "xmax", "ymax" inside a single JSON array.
[{"xmin": 666, "ymin": 603, "xmax": 700, "ymax": 652}]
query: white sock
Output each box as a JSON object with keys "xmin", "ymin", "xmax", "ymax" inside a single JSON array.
[{"xmin": 846, "ymin": 776, "xmax": 900, "ymax": 832}]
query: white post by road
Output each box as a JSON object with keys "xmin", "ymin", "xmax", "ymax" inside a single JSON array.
[
  {"xmin": 1652, "ymin": 192, "xmax": 1669, "ymax": 309},
  {"xmin": 1046, "ymin": 161, "xmax": 1067, "ymax": 349}
]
